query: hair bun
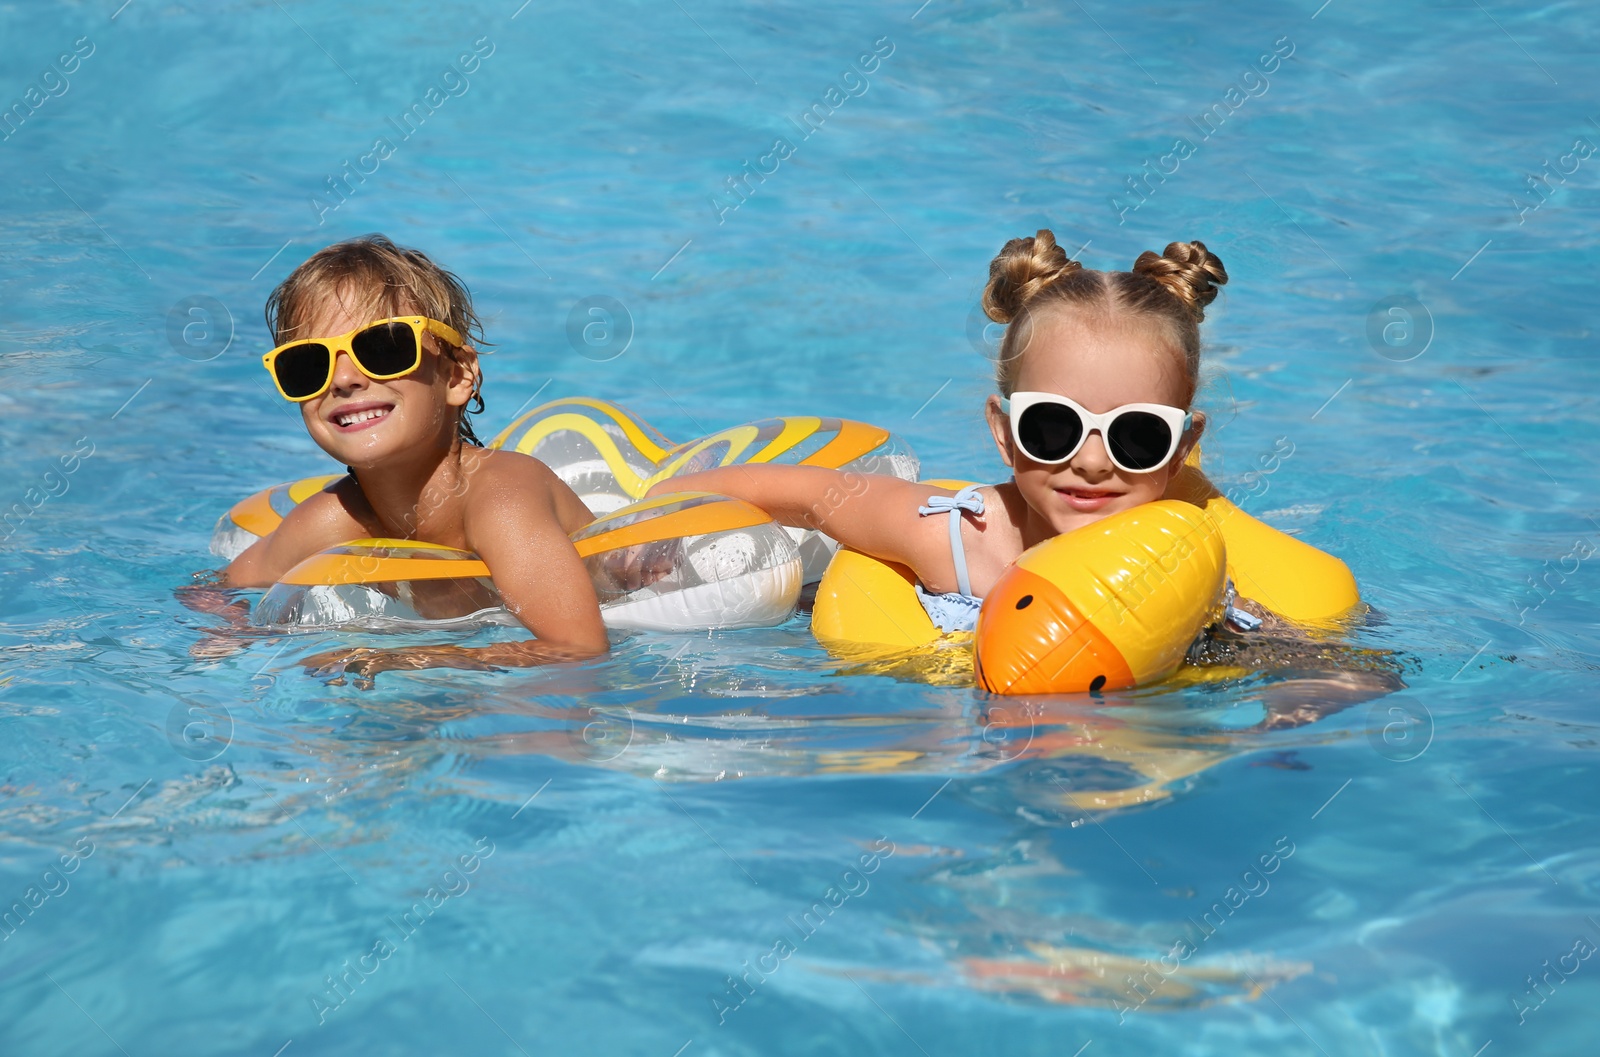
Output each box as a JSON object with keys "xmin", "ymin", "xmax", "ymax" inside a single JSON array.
[
  {"xmin": 1132, "ymin": 241, "xmax": 1228, "ymax": 321},
  {"xmin": 982, "ymin": 229, "xmax": 1084, "ymax": 324}
]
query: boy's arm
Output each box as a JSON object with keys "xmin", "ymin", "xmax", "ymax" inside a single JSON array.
[
  {"xmin": 649, "ymin": 465, "xmax": 962, "ymax": 587},
  {"xmin": 178, "ymin": 484, "xmax": 371, "ymax": 657},
  {"xmin": 461, "ymin": 459, "xmax": 609, "ymax": 657}
]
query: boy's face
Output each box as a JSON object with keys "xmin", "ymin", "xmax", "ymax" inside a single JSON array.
[
  {"xmin": 293, "ymin": 288, "xmax": 479, "ymax": 469},
  {"xmin": 984, "ymin": 312, "xmax": 1204, "ymax": 538}
]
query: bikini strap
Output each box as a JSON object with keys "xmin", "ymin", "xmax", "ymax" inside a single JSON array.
[{"xmin": 917, "ymin": 485, "xmax": 985, "ymax": 597}]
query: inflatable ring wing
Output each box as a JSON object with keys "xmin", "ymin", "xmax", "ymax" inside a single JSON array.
[
  {"xmin": 485, "ymin": 397, "xmax": 672, "ymax": 515},
  {"xmin": 1166, "ymin": 449, "xmax": 1358, "ymax": 627},
  {"xmin": 489, "ymin": 396, "xmax": 919, "ymax": 510},
  {"xmin": 489, "ymin": 397, "xmax": 919, "ymax": 581},
  {"xmin": 253, "ymin": 493, "xmax": 802, "ymax": 632}
]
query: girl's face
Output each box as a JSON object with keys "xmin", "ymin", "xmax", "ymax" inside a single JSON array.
[
  {"xmin": 294, "ymin": 289, "xmax": 479, "ymax": 469},
  {"xmin": 985, "ymin": 311, "xmax": 1205, "ymax": 538}
]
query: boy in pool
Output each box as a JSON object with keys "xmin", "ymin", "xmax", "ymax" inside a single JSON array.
[{"xmin": 182, "ymin": 235, "xmax": 607, "ymax": 681}]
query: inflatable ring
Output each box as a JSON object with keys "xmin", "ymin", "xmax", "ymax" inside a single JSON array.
[
  {"xmin": 212, "ymin": 399, "xmax": 918, "ymax": 633},
  {"xmin": 812, "ymin": 448, "xmax": 1362, "ymax": 694},
  {"xmin": 814, "ymin": 500, "xmax": 1227, "ymax": 694},
  {"xmin": 210, "ymin": 473, "xmax": 344, "ymax": 564},
  {"xmin": 252, "ymin": 492, "xmax": 802, "ymax": 632}
]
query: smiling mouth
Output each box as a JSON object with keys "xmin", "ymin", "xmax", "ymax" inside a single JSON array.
[
  {"xmin": 1055, "ymin": 487, "xmax": 1124, "ymax": 513},
  {"xmin": 331, "ymin": 404, "xmax": 393, "ymax": 429}
]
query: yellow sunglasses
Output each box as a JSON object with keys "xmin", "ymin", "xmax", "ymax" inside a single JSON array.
[{"xmin": 262, "ymin": 316, "xmax": 465, "ymax": 402}]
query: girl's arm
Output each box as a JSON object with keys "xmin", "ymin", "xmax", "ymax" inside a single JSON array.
[
  {"xmin": 648, "ymin": 465, "xmax": 967, "ymax": 593},
  {"xmin": 1192, "ymin": 596, "xmax": 1409, "ymax": 730},
  {"xmin": 301, "ymin": 461, "xmax": 608, "ymax": 684}
]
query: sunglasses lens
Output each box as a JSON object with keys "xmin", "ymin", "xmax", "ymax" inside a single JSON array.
[
  {"xmin": 1107, "ymin": 411, "xmax": 1174, "ymax": 471},
  {"xmin": 350, "ymin": 322, "xmax": 421, "ymax": 377},
  {"xmin": 1017, "ymin": 402, "xmax": 1084, "ymax": 463},
  {"xmin": 274, "ymin": 343, "xmax": 332, "ymax": 399}
]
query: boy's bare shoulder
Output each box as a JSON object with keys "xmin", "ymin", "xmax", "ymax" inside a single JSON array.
[
  {"xmin": 466, "ymin": 448, "xmax": 565, "ymax": 495},
  {"xmin": 463, "ymin": 448, "xmax": 592, "ymax": 529}
]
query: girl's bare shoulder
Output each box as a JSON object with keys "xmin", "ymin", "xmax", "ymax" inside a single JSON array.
[
  {"xmin": 974, "ymin": 482, "xmax": 1028, "ymax": 540},
  {"xmin": 954, "ymin": 483, "xmax": 1028, "ymax": 592}
]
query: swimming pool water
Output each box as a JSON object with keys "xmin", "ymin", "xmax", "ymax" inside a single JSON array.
[{"xmin": 3, "ymin": 1, "xmax": 1599, "ymax": 1054}]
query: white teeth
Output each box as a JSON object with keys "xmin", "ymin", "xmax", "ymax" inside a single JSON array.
[{"xmin": 336, "ymin": 407, "xmax": 389, "ymax": 427}]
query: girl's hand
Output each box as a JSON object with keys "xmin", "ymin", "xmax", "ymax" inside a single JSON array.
[
  {"xmin": 189, "ymin": 629, "xmax": 261, "ymax": 661},
  {"xmin": 1254, "ymin": 669, "xmax": 1406, "ymax": 730},
  {"xmin": 301, "ymin": 645, "xmax": 506, "ymax": 689},
  {"xmin": 593, "ymin": 540, "xmax": 679, "ymax": 595}
]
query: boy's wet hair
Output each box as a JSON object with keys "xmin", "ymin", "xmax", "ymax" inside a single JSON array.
[
  {"xmin": 266, "ymin": 233, "xmax": 489, "ymax": 446},
  {"xmin": 982, "ymin": 229, "xmax": 1228, "ymax": 408}
]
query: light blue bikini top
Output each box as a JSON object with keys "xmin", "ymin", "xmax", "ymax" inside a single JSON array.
[
  {"xmin": 912, "ymin": 484, "xmax": 1265, "ymax": 636},
  {"xmin": 914, "ymin": 485, "xmax": 986, "ymax": 634}
]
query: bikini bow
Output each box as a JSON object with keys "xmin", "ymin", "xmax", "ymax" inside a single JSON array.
[{"xmin": 917, "ymin": 485, "xmax": 985, "ymax": 519}]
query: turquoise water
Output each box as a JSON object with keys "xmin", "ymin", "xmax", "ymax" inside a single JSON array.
[{"xmin": 3, "ymin": 1, "xmax": 1599, "ymax": 1053}]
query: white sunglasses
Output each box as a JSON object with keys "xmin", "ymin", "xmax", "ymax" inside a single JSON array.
[{"xmin": 999, "ymin": 391, "xmax": 1192, "ymax": 474}]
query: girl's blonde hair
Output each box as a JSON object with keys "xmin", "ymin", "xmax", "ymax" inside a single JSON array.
[
  {"xmin": 266, "ymin": 234, "xmax": 488, "ymax": 446},
  {"xmin": 982, "ymin": 230, "xmax": 1228, "ymax": 407}
]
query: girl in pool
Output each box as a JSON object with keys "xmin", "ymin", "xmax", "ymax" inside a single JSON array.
[
  {"xmin": 655, "ymin": 229, "xmax": 1402, "ymax": 723},
  {"xmin": 657, "ymin": 230, "xmax": 1253, "ymax": 630},
  {"xmin": 181, "ymin": 234, "xmax": 608, "ymax": 680}
]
